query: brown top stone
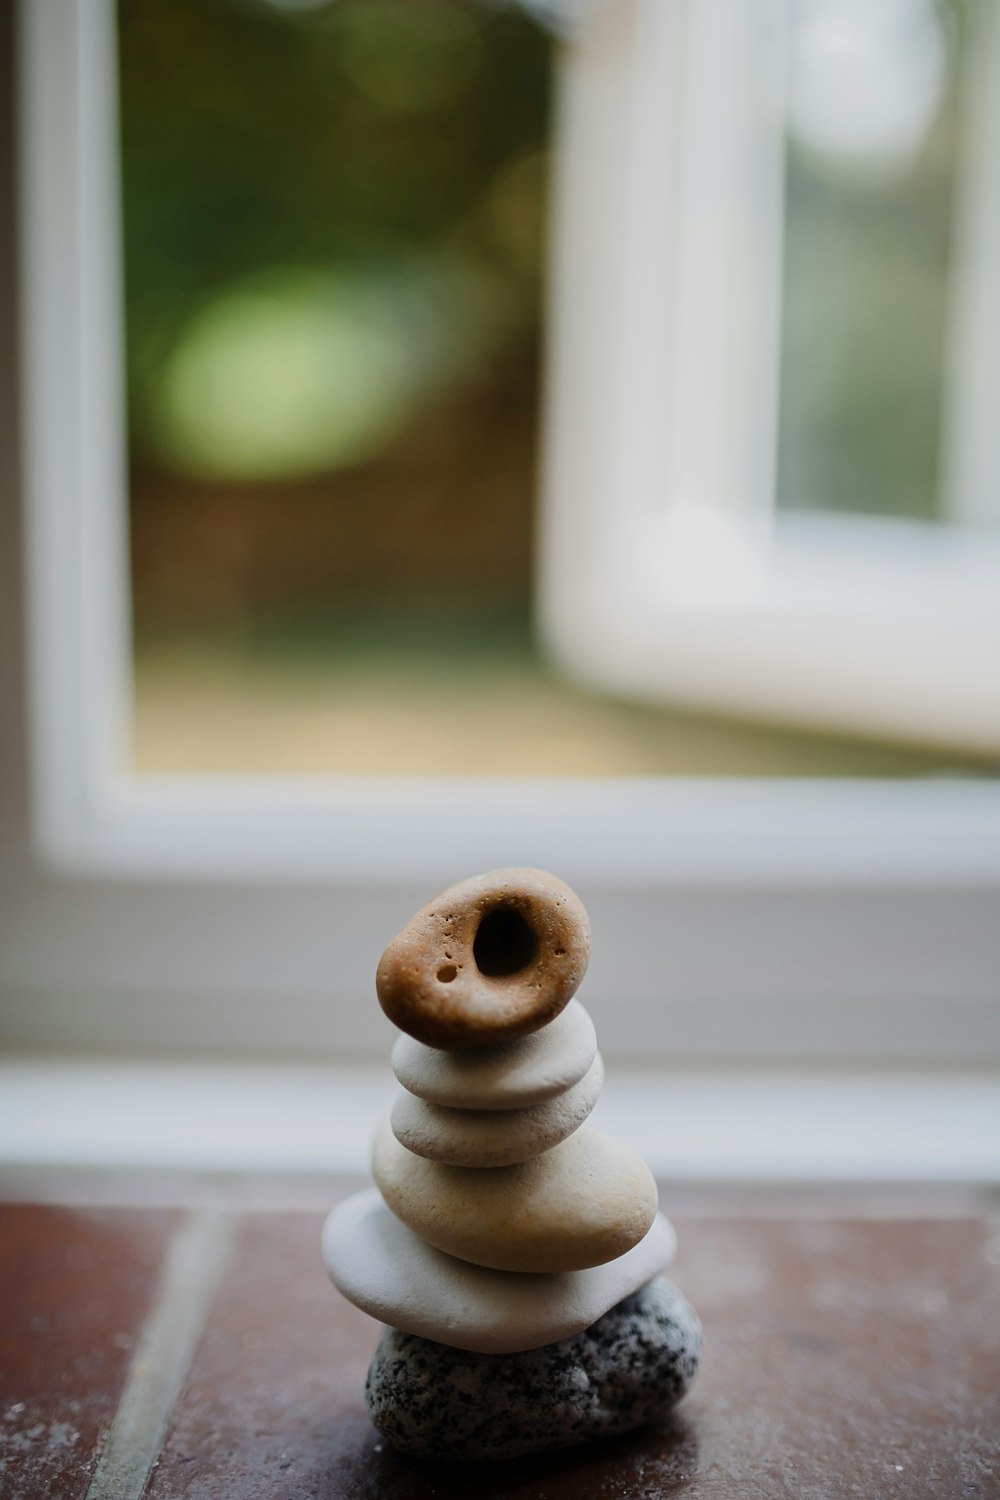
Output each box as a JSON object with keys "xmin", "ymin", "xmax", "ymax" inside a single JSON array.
[{"xmin": 375, "ymin": 868, "xmax": 591, "ymax": 1050}]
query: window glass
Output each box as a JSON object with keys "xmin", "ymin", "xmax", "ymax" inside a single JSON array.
[
  {"xmin": 777, "ymin": 0, "xmax": 964, "ymax": 521},
  {"xmin": 121, "ymin": 0, "xmax": 979, "ymax": 776}
]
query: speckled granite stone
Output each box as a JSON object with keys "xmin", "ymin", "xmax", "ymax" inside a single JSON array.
[{"xmin": 364, "ymin": 1277, "xmax": 701, "ymax": 1461}]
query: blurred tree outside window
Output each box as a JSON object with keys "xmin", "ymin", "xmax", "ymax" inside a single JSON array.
[{"xmin": 121, "ymin": 0, "xmax": 985, "ymax": 777}]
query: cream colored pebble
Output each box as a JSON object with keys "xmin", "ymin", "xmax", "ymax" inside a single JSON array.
[
  {"xmin": 391, "ymin": 999, "xmax": 598, "ymax": 1111},
  {"xmin": 391, "ymin": 1054, "xmax": 604, "ymax": 1168},
  {"xmin": 371, "ymin": 1119, "xmax": 658, "ymax": 1274}
]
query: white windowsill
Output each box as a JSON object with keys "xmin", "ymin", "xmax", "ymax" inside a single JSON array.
[{"xmin": 2, "ymin": 1057, "xmax": 997, "ymax": 1184}]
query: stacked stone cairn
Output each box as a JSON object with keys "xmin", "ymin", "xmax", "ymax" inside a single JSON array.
[{"xmin": 323, "ymin": 868, "xmax": 701, "ymax": 1461}]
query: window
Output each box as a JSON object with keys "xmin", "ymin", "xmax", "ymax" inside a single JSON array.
[{"xmin": 5, "ymin": 0, "xmax": 999, "ymax": 1066}]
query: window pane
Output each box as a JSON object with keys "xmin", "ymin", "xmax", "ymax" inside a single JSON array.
[
  {"xmin": 123, "ymin": 0, "xmax": 553, "ymax": 771},
  {"xmin": 776, "ymin": 0, "xmax": 968, "ymax": 521},
  {"xmin": 121, "ymin": 0, "xmax": 979, "ymax": 776}
]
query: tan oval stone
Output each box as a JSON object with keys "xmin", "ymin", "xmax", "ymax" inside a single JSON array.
[
  {"xmin": 376, "ymin": 868, "xmax": 591, "ymax": 1051},
  {"xmin": 371, "ymin": 1120, "xmax": 657, "ymax": 1273},
  {"xmin": 392, "ymin": 999, "xmax": 598, "ymax": 1111},
  {"xmin": 391, "ymin": 1054, "xmax": 604, "ymax": 1168}
]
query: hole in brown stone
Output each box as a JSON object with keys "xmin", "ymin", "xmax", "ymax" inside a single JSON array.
[
  {"xmin": 437, "ymin": 964, "xmax": 458, "ymax": 983},
  {"xmin": 473, "ymin": 906, "xmax": 539, "ymax": 978}
]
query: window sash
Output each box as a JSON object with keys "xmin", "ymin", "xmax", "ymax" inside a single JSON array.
[{"xmin": 541, "ymin": 0, "xmax": 1000, "ymax": 749}]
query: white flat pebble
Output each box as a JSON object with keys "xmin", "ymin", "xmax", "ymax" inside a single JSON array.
[
  {"xmin": 391, "ymin": 1054, "xmax": 604, "ymax": 1167},
  {"xmin": 323, "ymin": 1188, "xmax": 677, "ymax": 1354},
  {"xmin": 391, "ymin": 999, "xmax": 597, "ymax": 1111}
]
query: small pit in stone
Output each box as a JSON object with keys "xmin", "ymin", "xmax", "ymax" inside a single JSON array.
[
  {"xmin": 437, "ymin": 964, "xmax": 458, "ymax": 983},
  {"xmin": 473, "ymin": 907, "xmax": 539, "ymax": 979}
]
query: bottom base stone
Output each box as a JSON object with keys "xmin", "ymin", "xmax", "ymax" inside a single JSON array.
[{"xmin": 364, "ymin": 1277, "xmax": 701, "ymax": 1462}]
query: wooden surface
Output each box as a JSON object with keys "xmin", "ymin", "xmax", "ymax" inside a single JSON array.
[{"xmin": 2, "ymin": 1189, "xmax": 998, "ymax": 1498}]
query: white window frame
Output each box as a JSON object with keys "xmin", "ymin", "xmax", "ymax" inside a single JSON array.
[
  {"xmin": 3, "ymin": 0, "xmax": 999, "ymax": 1066},
  {"xmin": 541, "ymin": 0, "xmax": 1000, "ymax": 751}
]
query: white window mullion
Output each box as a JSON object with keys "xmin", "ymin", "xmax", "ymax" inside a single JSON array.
[
  {"xmin": 663, "ymin": 0, "xmax": 786, "ymax": 529},
  {"xmin": 607, "ymin": 0, "xmax": 686, "ymax": 546},
  {"xmin": 19, "ymin": 0, "xmax": 130, "ymax": 855},
  {"xmin": 78, "ymin": 0, "xmax": 131, "ymax": 791},
  {"xmin": 542, "ymin": 0, "xmax": 788, "ymax": 668}
]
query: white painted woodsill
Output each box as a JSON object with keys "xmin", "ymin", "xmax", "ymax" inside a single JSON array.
[{"xmin": 1, "ymin": 1057, "xmax": 997, "ymax": 1184}]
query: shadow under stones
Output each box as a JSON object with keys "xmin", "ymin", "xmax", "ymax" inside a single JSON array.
[{"xmin": 348, "ymin": 1411, "xmax": 700, "ymax": 1500}]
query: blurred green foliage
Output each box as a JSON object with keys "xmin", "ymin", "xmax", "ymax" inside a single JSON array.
[{"xmin": 118, "ymin": 0, "xmax": 550, "ymax": 474}]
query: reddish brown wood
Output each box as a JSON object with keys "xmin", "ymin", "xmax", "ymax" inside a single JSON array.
[{"xmin": 0, "ymin": 1204, "xmax": 178, "ymax": 1499}]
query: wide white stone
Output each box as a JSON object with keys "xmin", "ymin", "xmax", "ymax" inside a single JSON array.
[
  {"xmin": 391, "ymin": 1055, "xmax": 604, "ymax": 1167},
  {"xmin": 391, "ymin": 999, "xmax": 597, "ymax": 1111},
  {"xmin": 322, "ymin": 1188, "xmax": 676, "ymax": 1354}
]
